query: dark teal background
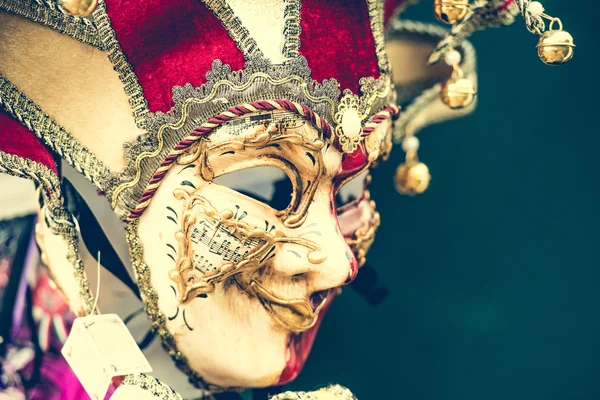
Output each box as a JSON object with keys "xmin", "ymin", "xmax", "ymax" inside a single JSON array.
[{"xmin": 288, "ymin": 2, "xmax": 600, "ymax": 399}]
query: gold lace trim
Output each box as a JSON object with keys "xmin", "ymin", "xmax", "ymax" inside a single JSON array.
[
  {"xmin": 0, "ymin": 151, "xmax": 96, "ymax": 316},
  {"xmin": 0, "ymin": 76, "xmax": 111, "ymax": 190},
  {"xmin": 366, "ymin": 0, "xmax": 391, "ymax": 75},
  {"xmin": 92, "ymin": 1, "xmax": 150, "ymax": 130},
  {"xmin": 201, "ymin": 0, "xmax": 262, "ymax": 59},
  {"xmin": 89, "ymin": 0, "xmax": 394, "ymax": 218},
  {"xmin": 281, "ymin": 0, "xmax": 301, "ymax": 60},
  {"xmin": 271, "ymin": 385, "xmax": 358, "ymax": 400},
  {"xmin": 120, "ymin": 373, "xmax": 185, "ymax": 400},
  {"xmin": 111, "ymin": 58, "xmax": 342, "ymax": 217},
  {"xmin": 0, "ymin": 150, "xmax": 60, "ymax": 204},
  {"xmin": 0, "ymin": 0, "xmax": 102, "ymax": 49}
]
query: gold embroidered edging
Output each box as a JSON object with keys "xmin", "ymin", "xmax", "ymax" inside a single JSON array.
[
  {"xmin": 115, "ymin": 57, "xmax": 394, "ymax": 216},
  {"xmin": 64, "ymin": 227, "xmax": 96, "ymax": 316},
  {"xmin": 0, "ymin": 151, "xmax": 96, "ymax": 316},
  {"xmin": 271, "ymin": 385, "xmax": 358, "ymax": 400},
  {"xmin": 0, "ymin": 76, "xmax": 111, "ymax": 191},
  {"xmin": 359, "ymin": 0, "xmax": 397, "ymax": 120},
  {"xmin": 321, "ymin": 0, "xmax": 396, "ymax": 141},
  {"xmin": 92, "ymin": 0, "xmax": 149, "ymax": 130},
  {"xmin": 200, "ymin": 0, "xmax": 262, "ymax": 59},
  {"xmin": 366, "ymin": 0, "xmax": 391, "ymax": 75},
  {"xmin": 0, "ymin": 0, "xmax": 102, "ymax": 49},
  {"xmin": 112, "ymin": 72, "xmax": 339, "ymax": 210},
  {"xmin": 281, "ymin": 0, "xmax": 301, "ymax": 60},
  {"xmin": 0, "ymin": 151, "xmax": 61, "ymax": 202},
  {"xmin": 111, "ymin": 57, "xmax": 341, "ymax": 217},
  {"xmin": 120, "ymin": 373, "xmax": 185, "ymax": 400}
]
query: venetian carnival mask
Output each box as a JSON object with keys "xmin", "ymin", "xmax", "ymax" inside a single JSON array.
[
  {"xmin": 0, "ymin": 0, "xmax": 573, "ymax": 397},
  {"xmin": 0, "ymin": 0, "xmax": 398, "ymax": 393},
  {"xmin": 135, "ymin": 105, "xmax": 390, "ymax": 387}
]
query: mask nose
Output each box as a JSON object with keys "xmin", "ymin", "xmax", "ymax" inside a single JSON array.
[{"xmin": 270, "ymin": 198, "xmax": 358, "ymax": 292}]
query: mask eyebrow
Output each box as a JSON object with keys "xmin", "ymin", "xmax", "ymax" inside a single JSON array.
[
  {"xmin": 181, "ymin": 180, "xmax": 197, "ymax": 189},
  {"xmin": 178, "ymin": 164, "xmax": 196, "ymax": 175}
]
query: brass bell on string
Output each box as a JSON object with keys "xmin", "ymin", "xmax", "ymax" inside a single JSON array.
[
  {"xmin": 395, "ymin": 161, "xmax": 431, "ymax": 196},
  {"xmin": 441, "ymin": 75, "xmax": 476, "ymax": 109},
  {"xmin": 434, "ymin": 0, "xmax": 470, "ymax": 25},
  {"xmin": 537, "ymin": 20, "xmax": 575, "ymax": 65},
  {"xmin": 439, "ymin": 49, "xmax": 476, "ymax": 109},
  {"xmin": 60, "ymin": 0, "xmax": 98, "ymax": 17}
]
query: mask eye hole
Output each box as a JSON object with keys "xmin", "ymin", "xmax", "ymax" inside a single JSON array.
[
  {"xmin": 335, "ymin": 171, "xmax": 368, "ymax": 210},
  {"xmin": 213, "ymin": 166, "xmax": 293, "ymax": 211}
]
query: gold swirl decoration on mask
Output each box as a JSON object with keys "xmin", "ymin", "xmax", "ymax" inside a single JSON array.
[{"xmin": 172, "ymin": 190, "xmax": 327, "ymax": 333}]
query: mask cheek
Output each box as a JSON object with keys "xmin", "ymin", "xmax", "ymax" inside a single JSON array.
[{"xmin": 337, "ymin": 197, "xmax": 380, "ymax": 269}]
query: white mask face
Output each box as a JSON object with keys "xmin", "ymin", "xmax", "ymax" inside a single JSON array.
[{"xmin": 135, "ymin": 109, "xmax": 391, "ymax": 388}]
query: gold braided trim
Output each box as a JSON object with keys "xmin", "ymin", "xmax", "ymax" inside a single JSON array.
[
  {"xmin": 0, "ymin": 0, "xmax": 102, "ymax": 49},
  {"xmin": 111, "ymin": 73, "xmax": 338, "ymax": 209},
  {"xmin": 200, "ymin": 0, "xmax": 262, "ymax": 59},
  {"xmin": 271, "ymin": 385, "xmax": 358, "ymax": 400},
  {"xmin": 366, "ymin": 0, "xmax": 391, "ymax": 75},
  {"xmin": 129, "ymin": 99, "xmax": 330, "ymax": 219},
  {"xmin": 281, "ymin": 0, "xmax": 301, "ymax": 60},
  {"xmin": 120, "ymin": 374, "xmax": 184, "ymax": 400},
  {"xmin": 0, "ymin": 151, "xmax": 60, "ymax": 203},
  {"xmin": 89, "ymin": 0, "xmax": 395, "ymax": 217},
  {"xmin": 0, "ymin": 75, "xmax": 111, "ymax": 190},
  {"xmin": 92, "ymin": 0, "xmax": 149, "ymax": 130},
  {"xmin": 0, "ymin": 150, "xmax": 96, "ymax": 316},
  {"xmin": 64, "ymin": 229, "xmax": 96, "ymax": 316}
]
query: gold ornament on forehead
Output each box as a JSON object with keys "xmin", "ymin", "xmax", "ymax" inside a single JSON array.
[{"xmin": 334, "ymin": 92, "xmax": 366, "ymax": 154}]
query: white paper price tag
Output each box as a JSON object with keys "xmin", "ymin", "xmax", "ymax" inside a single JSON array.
[{"xmin": 61, "ymin": 314, "xmax": 152, "ymax": 400}]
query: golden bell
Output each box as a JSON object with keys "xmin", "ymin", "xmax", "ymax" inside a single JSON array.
[
  {"xmin": 441, "ymin": 77, "xmax": 476, "ymax": 109},
  {"xmin": 434, "ymin": 0, "xmax": 470, "ymax": 25},
  {"xmin": 61, "ymin": 0, "xmax": 98, "ymax": 17},
  {"xmin": 395, "ymin": 162, "xmax": 430, "ymax": 196},
  {"xmin": 537, "ymin": 29, "xmax": 575, "ymax": 65}
]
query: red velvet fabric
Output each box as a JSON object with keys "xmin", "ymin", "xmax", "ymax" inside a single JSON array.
[
  {"xmin": 299, "ymin": 0, "xmax": 380, "ymax": 95},
  {"xmin": 0, "ymin": 110, "xmax": 57, "ymax": 174},
  {"xmin": 104, "ymin": 0, "xmax": 246, "ymax": 113}
]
